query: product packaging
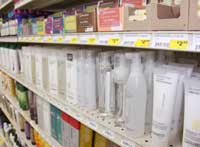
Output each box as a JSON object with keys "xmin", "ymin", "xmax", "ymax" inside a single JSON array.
[
  {"xmin": 80, "ymin": 124, "xmax": 94, "ymax": 147},
  {"xmin": 52, "ymin": 12, "xmax": 63, "ymax": 34},
  {"xmin": 183, "ymin": 78, "xmax": 200, "ymax": 147},
  {"xmin": 94, "ymin": 133, "xmax": 107, "ymax": 147}
]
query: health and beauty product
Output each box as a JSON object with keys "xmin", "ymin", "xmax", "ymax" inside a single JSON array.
[
  {"xmin": 113, "ymin": 53, "xmax": 129, "ymax": 126},
  {"xmin": 125, "ymin": 52, "xmax": 147, "ymax": 137},
  {"xmin": 94, "ymin": 133, "xmax": 107, "ymax": 147},
  {"xmin": 16, "ymin": 82, "xmax": 29, "ymax": 110},
  {"xmin": 80, "ymin": 124, "xmax": 94, "ymax": 147},
  {"xmin": 151, "ymin": 67, "xmax": 180, "ymax": 147},
  {"xmin": 97, "ymin": 51, "xmax": 115, "ymax": 117},
  {"xmin": 183, "ymin": 78, "xmax": 200, "ymax": 147}
]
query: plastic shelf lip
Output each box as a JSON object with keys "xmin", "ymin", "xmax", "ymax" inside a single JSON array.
[
  {"xmin": 15, "ymin": 0, "xmax": 33, "ymax": 9},
  {"xmin": 121, "ymin": 139, "xmax": 136, "ymax": 147}
]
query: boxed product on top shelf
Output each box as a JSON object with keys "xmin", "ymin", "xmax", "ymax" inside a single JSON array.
[{"xmin": 189, "ymin": 0, "xmax": 200, "ymax": 30}]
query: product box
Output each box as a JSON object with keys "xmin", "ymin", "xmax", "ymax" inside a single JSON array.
[
  {"xmin": 77, "ymin": 2, "xmax": 98, "ymax": 32},
  {"xmin": 80, "ymin": 124, "xmax": 94, "ymax": 147},
  {"xmin": 189, "ymin": 0, "xmax": 200, "ymax": 30},
  {"xmin": 56, "ymin": 108, "xmax": 62, "ymax": 144},
  {"xmin": 97, "ymin": 0, "xmax": 152, "ymax": 31},
  {"xmin": 94, "ymin": 133, "xmax": 107, "ymax": 147},
  {"xmin": 150, "ymin": 0, "xmax": 189, "ymax": 30},
  {"xmin": 36, "ymin": 17, "xmax": 45, "ymax": 35},
  {"xmin": 107, "ymin": 141, "xmax": 120, "ymax": 147},
  {"xmin": 52, "ymin": 12, "xmax": 63, "ymax": 34},
  {"xmin": 45, "ymin": 17, "xmax": 53, "ymax": 34},
  {"xmin": 61, "ymin": 112, "xmax": 71, "ymax": 147},
  {"xmin": 31, "ymin": 18, "xmax": 37, "ymax": 35},
  {"xmin": 69, "ymin": 116, "xmax": 80, "ymax": 147},
  {"xmin": 50, "ymin": 104, "xmax": 57, "ymax": 140},
  {"xmin": 63, "ymin": 5, "xmax": 84, "ymax": 33}
]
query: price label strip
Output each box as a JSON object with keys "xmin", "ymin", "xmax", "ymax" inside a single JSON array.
[
  {"xmin": 46, "ymin": 36, "xmax": 53, "ymax": 43},
  {"xmin": 70, "ymin": 37, "xmax": 78, "ymax": 43},
  {"xmin": 103, "ymin": 130, "xmax": 114, "ymax": 139},
  {"xmin": 99, "ymin": 33, "xmax": 120, "ymax": 45},
  {"xmin": 37, "ymin": 37, "xmax": 43, "ymax": 42},
  {"xmin": 87, "ymin": 37, "xmax": 96, "ymax": 44}
]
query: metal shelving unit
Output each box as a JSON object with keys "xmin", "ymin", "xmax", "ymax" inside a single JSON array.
[{"xmin": 0, "ymin": 66, "xmax": 181, "ymax": 147}]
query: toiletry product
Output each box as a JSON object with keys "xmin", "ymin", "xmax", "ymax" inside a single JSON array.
[
  {"xmin": 113, "ymin": 53, "xmax": 129, "ymax": 126},
  {"xmin": 183, "ymin": 78, "xmax": 200, "ymax": 147},
  {"xmin": 61, "ymin": 112, "xmax": 71, "ymax": 147},
  {"xmin": 94, "ymin": 133, "xmax": 107, "ymax": 147},
  {"xmin": 125, "ymin": 52, "xmax": 147, "ymax": 137},
  {"xmin": 69, "ymin": 116, "xmax": 80, "ymax": 147},
  {"xmin": 151, "ymin": 67, "xmax": 180, "ymax": 147},
  {"xmin": 80, "ymin": 124, "xmax": 94, "ymax": 147}
]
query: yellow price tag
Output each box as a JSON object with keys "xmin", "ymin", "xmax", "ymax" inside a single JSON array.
[
  {"xmin": 46, "ymin": 37, "xmax": 52, "ymax": 42},
  {"xmin": 87, "ymin": 38, "xmax": 96, "ymax": 44},
  {"xmin": 56, "ymin": 37, "xmax": 63, "ymax": 43},
  {"xmin": 192, "ymin": 120, "xmax": 200, "ymax": 131},
  {"xmin": 0, "ymin": 137, "xmax": 4, "ymax": 145},
  {"xmin": 108, "ymin": 38, "xmax": 120, "ymax": 45},
  {"xmin": 70, "ymin": 37, "xmax": 77, "ymax": 43},
  {"xmin": 169, "ymin": 40, "xmax": 188, "ymax": 50},
  {"xmin": 38, "ymin": 37, "xmax": 43, "ymax": 42},
  {"xmin": 134, "ymin": 39, "xmax": 150, "ymax": 47},
  {"xmin": 31, "ymin": 37, "xmax": 35, "ymax": 42}
]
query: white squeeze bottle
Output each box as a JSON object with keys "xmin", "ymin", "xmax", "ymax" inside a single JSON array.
[{"xmin": 125, "ymin": 52, "xmax": 147, "ymax": 137}]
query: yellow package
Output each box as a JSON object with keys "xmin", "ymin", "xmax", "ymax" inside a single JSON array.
[
  {"xmin": 94, "ymin": 133, "xmax": 108, "ymax": 147},
  {"xmin": 80, "ymin": 124, "xmax": 94, "ymax": 147}
]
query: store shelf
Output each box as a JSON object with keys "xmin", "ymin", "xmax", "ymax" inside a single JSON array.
[
  {"xmin": 0, "ymin": 66, "xmax": 182, "ymax": 147},
  {"xmin": 0, "ymin": 0, "xmax": 13, "ymax": 11},
  {"xmin": 15, "ymin": 31, "xmax": 200, "ymax": 52},
  {"xmin": 0, "ymin": 103, "xmax": 35, "ymax": 147},
  {"xmin": 0, "ymin": 36, "xmax": 18, "ymax": 43},
  {"xmin": 1, "ymin": 93, "xmax": 62, "ymax": 147}
]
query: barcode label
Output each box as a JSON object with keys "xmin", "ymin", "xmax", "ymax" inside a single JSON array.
[
  {"xmin": 103, "ymin": 130, "xmax": 114, "ymax": 139},
  {"xmin": 192, "ymin": 34, "xmax": 200, "ymax": 51}
]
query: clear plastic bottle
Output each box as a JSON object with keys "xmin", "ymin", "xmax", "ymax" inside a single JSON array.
[
  {"xmin": 113, "ymin": 53, "xmax": 129, "ymax": 126},
  {"xmin": 98, "ymin": 51, "xmax": 115, "ymax": 117},
  {"xmin": 125, "ymin": 52, "xmax": 147, "ymax": 137},
  {"xmin": 85, "ymin": 50, "xmax": 97, "ymax": 110}
]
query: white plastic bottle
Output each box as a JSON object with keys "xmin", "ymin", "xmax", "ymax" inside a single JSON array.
[
  {"xmin": 84, "ymin": 50, "xmax": 97, "ymax": 110},
  {"xmin": 125, "ymin": 52, "xmax": 147, "ymax": 137}
]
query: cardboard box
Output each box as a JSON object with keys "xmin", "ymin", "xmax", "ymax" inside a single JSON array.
[
  {"xmin": 189, "ymin": 0, "xmax": 200, "ymax": 30},
  {"xmin": 64, "ymin": 15, "xmax": 77, "ymax": 33},
  {"xmin": 150, "ymin": 0, "xmax": 189, "ymax": 30},
  {"xmin": 53, "ymin": 12, "xmax": 63, "ymax": 34},
  {"xmin": 45, "ymin": 17, "xmax": 53, "ymax": 34},
  {"xmin": 77, "ymin": 11, "xmax": 97, "ymax": 32}
]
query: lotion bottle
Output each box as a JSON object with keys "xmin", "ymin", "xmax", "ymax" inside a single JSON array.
[{"xmin": 125, "ymin": 52, "xmax": 147, "ymax": 137}]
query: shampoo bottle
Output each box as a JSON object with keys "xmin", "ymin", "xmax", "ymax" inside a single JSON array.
[{"xmin": 125, "ymin": 52, "xmax": 147, "ymax": 137}]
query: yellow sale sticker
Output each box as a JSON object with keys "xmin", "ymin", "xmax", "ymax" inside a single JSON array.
[
  {"xmin": 87, "ymin": 38, "xmax": 96, "ymax": 44},
  {"xmin": 46, "ymin": 37, "xmax": 52, "ymax": 42},
  {"xmin": 169, "ymin": 40, "xmax": 188, "ymax": 50},
  {"xmin": 70, "ymin": 37, "xmax": 77, "ymax": 43},
  {"xmin": 38, "ymin": 37, "xmax": 43, "ymax": 42},
  {"xmin": 108, "ymin": 38, "xmax": 120, "ymax": 45},
  {"xmin": 134, "ymin": 39, "xmax": 150, "ymax": 47},
  {"xmin": 56, "ymin": 37, "xmax": 63, "ymax": 43}
]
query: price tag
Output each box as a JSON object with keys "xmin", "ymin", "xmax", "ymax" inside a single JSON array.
[
  {"xmin": 108, "ymin": 38, "xmax": 120, "ymax": 45},
  {"xmin": 121, "ymin": 140, "xmax": 135, "ymax": 147},
  {"xmin": 31, "ymin": 37, "xmax": 35, "ymax": 42},
  {"xmin": 87, "ymin": 37, "xmax": 96, "ymax": 44},
  {"xmin": 56, "ymin": 37, "xmax": 63, "ymax": 43},
  {"xmin": 46, "ymin": 37, "xmax": 52, "ymax": 43},
  {"xmin": 37, "ymin": 37, "xmax": 43, "ymax": 42},
  {"xmin": 18, "ymin": 37, "xmax": 22, "ymax": 41},
  {"xmin": 103, "ymin": 130, "xmax": 114, "ymax": 139},
  {"xmin": 70, "ymin": 37, "xmax": 78, "ymax": 43},
  {"xmin": 134, "ymin": 39, "xmax": 150, "ymax": 47},
  {"xmin": 169, "ymin": 40, "xmax": 188, "ymax": 50},
  {"xmin": 152, "ymin": 33, "xmax": 189, "ymax": 50},
  {"xmin": 123, "ymin": 33, "xmax": 151, "ymax": 47},
  {"xmin": 88, "ymin": 120, "xmax": 97, "ymax": 129}
]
